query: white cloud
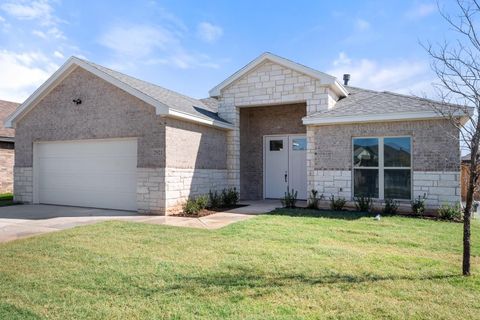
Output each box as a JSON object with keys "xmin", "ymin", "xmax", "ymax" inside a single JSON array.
[
  {"xmin": 32, "ymin": 29, "xmax": 47, "ymax": 38},
  {"xmin": 328, "ymin": 52, "xmax": 434, "ymax": 95},
  {"xmin": 406, "ymin": 3, "xmax": 436, "ymax": 19},
  {"xmin": 197, "ymin": 22, "xmax": 223, "ymax": 43},
  {"xmin": 1, "ymin": 0, "xmax": 55, "ymax": 25},
  {"xmin": 99, "ymin": 23, "xmax": 220, "ymax": 70},
  {"xmin": 355, "ymin": 18, "xmax": 370, "ymax": 32},
  {"xmin": 0, "ymin": 50, "xmax": 58, "ymax": 102},
  {"xmin": 53, "ymin": 50, "xmax": 64, "ymax": 59},
  {"xmin": 100, "ymin": 25, "xmax": 175, "ymax": 59}
]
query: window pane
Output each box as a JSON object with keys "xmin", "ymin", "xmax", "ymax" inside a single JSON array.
[
  {"xmin": 385, "ymin": 169, "xmax": 411, "ymax": 199},
  {"xmin": 292, "ymin": 138, "xmax": 306, "ymax": 151},
  {"xmin": 384, "ymin": 137, "xmax": 411, "ymax": 167},
  {"xmin": 354, "ymin": 169, "xmax": 379, "ymax": 198},
  {"xmin": 269, "ymin": 140, "xmax": 283, "ymax": 151},
  {"xmin": 353, "ymin": 138, "xmax": 379, "ymax": 167}
]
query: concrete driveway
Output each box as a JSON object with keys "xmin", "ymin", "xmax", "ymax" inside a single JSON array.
[{"xmin": 0, "ymin": 203, "xmax": 265, "ymax": 244}]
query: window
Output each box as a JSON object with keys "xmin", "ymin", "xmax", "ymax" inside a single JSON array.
[
  {"xmin": 269, "ymin": 140, "xmax": 283, "ymax": 151},
  {"xmin": 353, "ymin": 136, "xmax": 411, "ymax": 200},
  {"xmin": 292, "ymin": 138, "xmax": 307, "ymax": 151}
]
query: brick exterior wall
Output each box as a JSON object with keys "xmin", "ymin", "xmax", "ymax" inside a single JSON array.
[
  {"xmin": 308, "ymin": 119, "xmax": 460, "ymax": 209},
  {"xmin": 15, "ymin": 67, "xmax": 166, "ymax": 168},
  {"xmin": 217, "ymin": 60, "xmax": 338, "ymax": 197},
  {"xmin": 0, "ymin": 143, "xmax": 14, "ymax": 193},
  {"xmin": 310, "ymin": 119, "xmax": 459, "ymax": 172},
  {"xmin": 239, "ymin": 103, "xmax": 306, "ymax": 199}
]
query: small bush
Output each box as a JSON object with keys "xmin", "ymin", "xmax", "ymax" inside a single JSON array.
[
  {"xmin": 221, "ymin": 187, "xmax": 239, "ymax": 207},
  {"xmin": 281, "ymin": 187, "xmax": 298, "ymax": 208},
  {"xmin": 411, "ymin": 194, "xmax": 427, "ymax": 215},
  {"xmin": 383, "ymin": 198, "xmax": 399, "ymax": 214},
  {"xmin": 330, "ymin": 195, "xmax": 346, "ymax": 211},
  {"xmin": 208, "ymin": 190, "xmax": 222, "ymax": 209},
  {"xmin": 438, "ymin": 203, "xmax": 463, "ymax": 221},
  {"xmin": 183, "ymin": 199, "xmax": 200, "ymax": 216},
  {"xmin": 308, "ymin": 189, "xmax": 323, "ymax": 209},
  {"xmin": 196, "ymin": 195, "xmax": 209, "ymax": 210},
  {"xmin": 354, "ymin": 195, "xmax": 373, "ymax": 212}
]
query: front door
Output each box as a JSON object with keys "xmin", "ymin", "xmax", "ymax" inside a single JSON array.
[{"xmin": 265, "ymin": 135, "xmax": 307, "ymax": 200}]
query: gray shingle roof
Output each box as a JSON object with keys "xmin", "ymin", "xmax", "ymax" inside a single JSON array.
[
  {"xmin": 306, "ymin": 86, "xmax": 462, "ymax": 119},
  {"xmin": 79, "ymin": 58, "xmax": 229, "ymax": 124},
  {"xmin": 0, "ymin": 99, "xmax": 19, "ymax": 140}
]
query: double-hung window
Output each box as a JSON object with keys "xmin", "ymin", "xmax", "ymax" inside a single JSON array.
[{"xmin": 353, "ymin": 136, "xmax": 411, "ymax": 200}]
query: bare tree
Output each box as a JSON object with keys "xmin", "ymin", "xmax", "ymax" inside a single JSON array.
[{"xmin": 423, "ymin": 0, "xmax": 480, "ymax": 276}]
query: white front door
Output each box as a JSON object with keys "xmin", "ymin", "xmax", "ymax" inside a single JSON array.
[{"xmin": 264, "ymin": 135, "xmax": 307, "ymax": 200}]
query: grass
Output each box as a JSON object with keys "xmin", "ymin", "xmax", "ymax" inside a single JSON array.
[
  {"xmin": 0, "ymin": 193, "xmax": 14, "ymax": 207},
  {"xmin": 0, "ymin": 209, "xmax": 479, "ymax": 319}
]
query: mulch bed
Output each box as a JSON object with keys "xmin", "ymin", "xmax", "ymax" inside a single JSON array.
[{"xmin": 173, "ymin": 204, "xmax": 248, "ymax": 218}]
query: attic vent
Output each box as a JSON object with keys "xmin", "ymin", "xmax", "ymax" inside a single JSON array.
[{"xmin": 343, "ymin": 74, "xmax": 350, "ymax": 86}]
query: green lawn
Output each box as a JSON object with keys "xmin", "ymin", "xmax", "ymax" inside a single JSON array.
[{"xmin": 0, "ymin": 209, "xmax": 479, "ymax": 319}]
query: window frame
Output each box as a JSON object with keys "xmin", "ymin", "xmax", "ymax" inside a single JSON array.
[{"xmin": 352, "ymin": 136, "xmax": 412, "ymax": 200}]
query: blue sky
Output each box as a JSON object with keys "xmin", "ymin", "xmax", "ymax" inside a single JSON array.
[{"xmin": 0, "ymin": 0, "xmax": 461, "ymax": 102}]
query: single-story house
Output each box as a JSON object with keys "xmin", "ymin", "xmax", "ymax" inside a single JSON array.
[
  {"xmin": 4, "ymin": 52, "xmax": 469, "ymax": 214},
  {"xmin": 0, "ymin": 100, "xmax": 19, "ymax": 194}
]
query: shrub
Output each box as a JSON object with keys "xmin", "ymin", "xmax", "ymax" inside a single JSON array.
[
  {"xmin": 383, "ymin": 198, "xmax": 399, "ymax": 214},
  {"xmin": 281, "ymin": 187, "xmax": 298, "ymax": 208},
  {"xmin": 196, "ymin": 195, "xmax": 209, "ymax": 210},
  {"xmin": 354, "ymin": 195, "xmax": 373, "ymax": 212},
  {"xmin": 221, "ymin": 187, "xmax": 239, "ymax": 207},
  {"xmin": 438, "ymin": 203, "xmax": 463, "ymax": 221},
  {"xmin": 307, "ymin": 189, "xmax": 323, "ymax": 209},
  {"xmin": 208, "ymin": 190, "xmax": 222, "ymax": 209},
  {"xmin": 330, "ymin": 195, "xmax": 346, "ymax": 211},
  {"xmin": 183, "ymin": 199, "xmax": 200, "ymax": 216},
  {"xmin": 411, "ymin": 193, "xmax": 427, "ymax": 215}
]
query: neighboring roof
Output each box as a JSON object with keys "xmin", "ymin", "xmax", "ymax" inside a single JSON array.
[
  {"xmin": 209, "ymin": 52, "xmax": 349, "ymax": 98},
  {"xmin": 303, "ymin": 86, "xmax": 473, "ymax": 125},
  {"xmin": 4, "ymin": 57, "xmax": 233, "ymax": 130},
  {"xmin": 462, "ymin": 154, "xmax": 471, "ymax": 162},
  {"xmin": 0, "ymin": 99, "xmax": 19, "ymax": 141}
]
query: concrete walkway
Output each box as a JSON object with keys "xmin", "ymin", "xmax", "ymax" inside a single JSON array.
[{"xmin": 0, "ymin": 201, "xmax": 281, "ymax": 244}]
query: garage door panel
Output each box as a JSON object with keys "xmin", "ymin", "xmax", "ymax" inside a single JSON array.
[{"xmin": 35, "ymin": 139, "xmax": 138, "ymax": 211}]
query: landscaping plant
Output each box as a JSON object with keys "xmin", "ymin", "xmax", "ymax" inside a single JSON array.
[
  {"xmin": 438, "ymin": 203, "xmax": 463, "ymax": 221},
  {"xmin": 281, "ymin": 187, "xmax": 298, "ymax": 208},
  {"xmin": 208, "ymin": 190, "xmax": 222, "ymax": 209},
  {"xmin": 221, "ymin": 187, "xmax": 239, "ymax": 207},
  {"xmin": 329, "ymin": 195, "xmax": 346, "ymax": 211},
  {"xmin": 411, "ymin": 193, "xmax": 427, "ymax": 215},
  {"xmin": 307, "ymin": 189, "xmax": 323, "ymax": 209},
  {"xmin": 183, "ymin": 198, "xmax": 200, "ymax": 216},
  {"xmin": 354, "ymin": 195, "xmax": 373, "ymax": 212},
  {"xmin": 383, "ymin": 198, "xmax": 399, "ymax": 215}
]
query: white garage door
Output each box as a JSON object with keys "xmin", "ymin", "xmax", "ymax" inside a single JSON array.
[{"xmin": 34, "ymin": 139, "xmax": 137, "ymax": 211}]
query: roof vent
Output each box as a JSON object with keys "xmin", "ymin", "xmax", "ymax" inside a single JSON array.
[{"xmin": 343, "ymin": 74, "xmax": 350, "ymax": 86}]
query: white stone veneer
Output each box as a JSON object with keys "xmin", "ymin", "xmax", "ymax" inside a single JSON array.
[
  {"xmin": 165, "ymin": 168, "xmax": 229, "ymax": 214},
  {"xmin": 312, "ymin": 170, "xmax": 352, "ymax": 199},
  {"xmin": 13, "ymin": 166, "xmax": 33, "ymax": 203},
  {"xmin": 137, "ymin": 168, "xmax": 165, "ymax": 215},
  {"xmin": 413, "ymin": 171, "xmax": 460, "ymax": 207},
  {"xmin": 312, "ymin": 170, "xmax": 460, "ymax": 209}
]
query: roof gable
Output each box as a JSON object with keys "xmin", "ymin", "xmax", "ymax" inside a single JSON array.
[
  {"xmin": 4, "ymin": 57, "xmax": 232, "ymax": 130},
  {"xmin": 209, "ymin": 52, "xmax": 348, "ymax": 97}
]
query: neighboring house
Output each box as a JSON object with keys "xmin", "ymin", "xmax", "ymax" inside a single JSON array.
[
  {"xmin": 0, "ymin": 100, "xmax": 19, "ymax": 194},
  {"xmin": 460, "ymin": 154, "xmax": 480, "ymax": 201},
  {"xmin": 4, "ymin": 53, "xmax": 470, "ymax": 214}
]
